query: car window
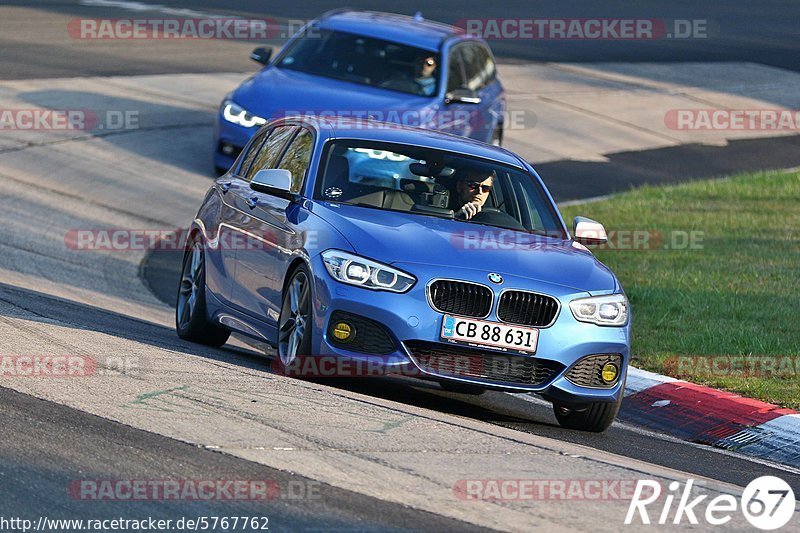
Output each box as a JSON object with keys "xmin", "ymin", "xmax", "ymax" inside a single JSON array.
[
  {"xmin": 462, "ymin": 44, "xmax": 496, "ymax": 91},
  {"xmin": 245, "ymin": 126, "xmax": 296, "ymax": 182},
  {"xmin": 315, "ymin": 140, "xmax": 565, "ymax": 237},
  {"xmin": 277, "ymin": 29, "xmax": 441, "ymax": 97},
  {"xmin": 236, "ymin": 128, "xmax": 270, "ymax": 178},
  {"xmin": 476, "ymin": 45, "xmax": 497, "ymax": 85},
  {"xmin": 446, "ymin": 48, "xmax": 466, "ymax": 93},
  {"xmin": 277, "ymin": 128, "xmax": 313, "ymax": 194}
]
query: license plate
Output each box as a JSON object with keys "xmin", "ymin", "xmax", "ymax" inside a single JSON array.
[{"xmin": 441, "ymin": 315, "xmax": 539, "ymax": 353}]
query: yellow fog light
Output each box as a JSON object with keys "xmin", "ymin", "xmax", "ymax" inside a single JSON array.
[
  {"xmin": 332, "ymin": 322, "xmax": 354, "ymax": 342},
  {"xmin": 601, "ymin": 362, "xmax": 619, "ymax": 384}
]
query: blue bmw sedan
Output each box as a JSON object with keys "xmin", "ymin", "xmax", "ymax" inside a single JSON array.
[
  {"xmin": 213, "ymin": 10, "xmax": 505, "ymax": 174},
  {"xmin": 180, "ymin": 116, "xmax": 630, "ymax": 432}
]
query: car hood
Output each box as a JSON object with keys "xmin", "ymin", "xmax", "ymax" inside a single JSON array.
[
  {"xmin": 311, "ymin": 203, "xmax": 618, "ymax": 293},
  {"xmin": 232, "ymin": 67, "xmax": 435, "ymax": 122}
]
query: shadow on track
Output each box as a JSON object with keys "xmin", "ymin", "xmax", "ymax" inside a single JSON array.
[{"xmin": 0, "ymin": 282, "xmax": 261, "ymax": 365}]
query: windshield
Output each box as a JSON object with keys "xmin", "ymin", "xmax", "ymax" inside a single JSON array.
[
  {"xmin": 277, "ymin": 29, "xmax": 441, "ymax": 97},
  {"xmin": 314, "ymin": 140, "xmax": 566, "ymax": 237}
]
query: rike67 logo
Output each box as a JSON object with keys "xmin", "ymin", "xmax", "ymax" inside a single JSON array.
[{"xmin": 626, "ymin": 477, "xmax": 796, "ymax": 530}]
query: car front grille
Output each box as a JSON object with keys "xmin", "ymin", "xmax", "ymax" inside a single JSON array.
[
  {"xmin": 566, "ymin": 354, "xmax": 623, "ymax": 388},
  {"xmin": 427, "ymin": 280, "xmax": 493, "ymax": 318},
  {"xmin": 404, "ymin": 340, "xmax": 563, "ymax": 387},
  {"xmin": 497, "ymin": 290, "xmax": 559, "ymax": 327}
]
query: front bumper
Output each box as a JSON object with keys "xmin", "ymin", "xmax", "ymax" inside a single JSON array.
[{"xmin": 308, "ymin": 256, "xmax": 630, "ymax": 404}]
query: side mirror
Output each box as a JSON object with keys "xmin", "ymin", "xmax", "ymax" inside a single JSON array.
[
  {"xmin": 250, "ymin": 169, "xmax": 294, "ymax": 199},
  {"xmin": 444, "ymin": 88, "xmax": 481, "ymax": 105},
  {"xmin": 250, "ymin": 47, "xmax": 273, "ymax": 65},
  {"xmin": 573, "ymin": 216, "xmax": 608, "ymax": 245}
]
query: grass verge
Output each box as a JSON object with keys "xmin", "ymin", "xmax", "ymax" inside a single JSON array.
[{"xmin": 560, "ymin": 169, "xmax": 800, "ymax": 408}]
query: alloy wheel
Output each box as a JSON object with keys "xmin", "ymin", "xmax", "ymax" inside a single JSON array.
[
  {"xmin": 177, "ymin": 242, "xmax": 202, "ymax": 330},
  {"xmin": 278, "ymin": 271, "xmax": 310, "ymax": 366}
]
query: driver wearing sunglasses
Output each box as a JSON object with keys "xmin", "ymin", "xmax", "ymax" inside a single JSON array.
[{"xmin": 454, "ymin": 169, "xmax": 494, "ymax": 220}]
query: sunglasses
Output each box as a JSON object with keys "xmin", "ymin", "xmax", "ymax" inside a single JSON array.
[{"xmin": 467, "ymin": 182, "xmax": 492, "ymax": 193}]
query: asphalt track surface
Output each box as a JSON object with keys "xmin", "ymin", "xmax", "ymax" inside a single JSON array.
[
  {"xmin": 0, "ymin": 384, "xmax": 485, "ymax": 531},
  {"xmin": 1, "ymin": 0, "xmax": 799, "ymax": 529}
]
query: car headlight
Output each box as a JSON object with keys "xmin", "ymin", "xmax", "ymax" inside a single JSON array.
[
  {"xmin": 322, "ymin": 250, "xmax": 416, "ymax": 293},
  {"xmin": 221, "ymin": 99, "xmax": 267, "ymax": 128},
  {"xmin": 569, "ymin": 294, "xmax": 628, "ymax": 326}
]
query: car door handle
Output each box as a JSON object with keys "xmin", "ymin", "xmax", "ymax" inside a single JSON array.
[
  {"xmin": 246, "ymin": 196, "xmax": 258, "ymax": 209},
  {"xmin": 219, "ymin": 182, "xmax": 231, "ymax": 193}
]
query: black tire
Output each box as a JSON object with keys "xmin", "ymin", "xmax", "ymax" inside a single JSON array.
[
  {"xmin": 553, "ymin": 395, "xmax": 622, "ymax": 432},
  {"xmin": 439, "ymin": 381, "xmax": 486, "ymax": 395},
  {"xmin": 175, "ymin": 235, "xmax": 230, "ymax": 347},
  {"xmin": 275, "ymin": 264, "xmax": 314, "ymax": 373}
]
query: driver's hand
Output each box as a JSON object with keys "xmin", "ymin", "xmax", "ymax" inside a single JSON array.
[{"xmin": 457, "ymin": 202, "xmax": 482, "ymax": 220}]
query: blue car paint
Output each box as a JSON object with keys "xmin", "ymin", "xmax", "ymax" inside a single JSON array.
[
  {"xmin": 192, "ymin": 116, "xmax": 630, "ymax": 407},
  {"xmin": 213, "ymin": 10, "xmax": 505, "ymax": 171}
]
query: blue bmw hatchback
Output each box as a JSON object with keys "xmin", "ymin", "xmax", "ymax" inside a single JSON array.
[
  {"xmin": 213, "ymin": 10, "xmax": 505, "ymax": 174},
  {"xmin": 181, "ymin": 116, "xmax": 630, "ymax": 432}
]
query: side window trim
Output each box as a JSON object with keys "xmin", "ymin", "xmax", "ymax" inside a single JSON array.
[
  {"xmin": 244, "ymin": 125, "xmax": 297, "ymax": 182},
  {"xmin": 271, "ymin": 126, "xmax": 300, "ymax": 171},
  {"xmin": 276, "ymin": 125, "xmax": 315, "ymax": 195},
  {"xmin": 235, "ymin": 128, "xmax": 271, "ymax": 179}
]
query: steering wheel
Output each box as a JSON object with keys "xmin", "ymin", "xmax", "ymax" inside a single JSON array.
[
  {"xmin": 469, "ymin": 207, "xmax": 527, "ymax": 230},
  {"xmin": 455, "ymin": 206, "xmax": 503, "ymax": 220},
  {"xmin": 378, "ymin": 79, "xmax": 420, "ymax": 93}
]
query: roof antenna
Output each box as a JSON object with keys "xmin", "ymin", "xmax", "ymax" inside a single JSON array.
[{"xmin": 413, "ymin": 11, "xmax": 424, "ymax": 22}]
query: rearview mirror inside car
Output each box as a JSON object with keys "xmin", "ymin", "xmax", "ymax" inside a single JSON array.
[
  {"xmin": 573, "ymin": 216, "xmax": 608, "ymax": 245},
  {"xmin": 409, "ymin": 162, "xmax": 455, "ymax": 177},
  {"xmin": 250, "ymin": 47, "xmax": 273, "ymax": 65}
]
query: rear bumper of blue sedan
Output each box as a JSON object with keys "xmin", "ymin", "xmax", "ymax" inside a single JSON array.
[{"xmin": 306, "ymin": 255, "xmax": 630, "ymax": 405}]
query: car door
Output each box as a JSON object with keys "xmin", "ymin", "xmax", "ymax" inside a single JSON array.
[
  {"xmin": 230, "ymin": 126, "xmax": 313, "ymax": 327},
  {"xmin": 225, "ymin": 125, "xmax": 296, "ymax": 319},
  {"xmin": 460, "ymin": 43, "xmax": 504, "ymax": 144},
  {"xmin": 206, "ymin": 127, "xmax": 270, "ymax": 303}
]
